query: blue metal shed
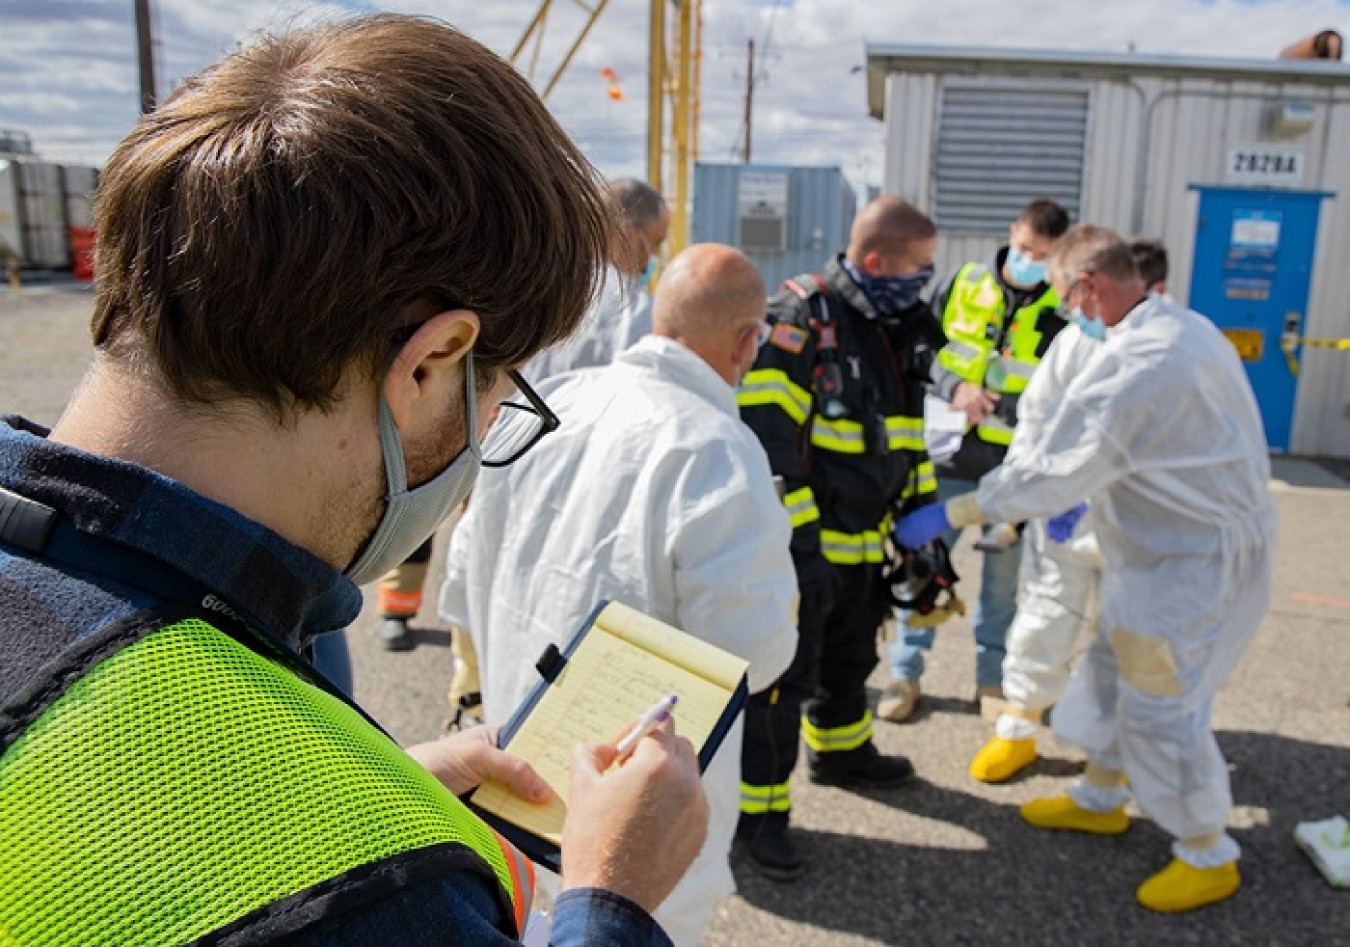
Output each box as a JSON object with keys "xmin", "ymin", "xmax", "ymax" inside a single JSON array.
[{"xmin": 692, "ymin": 162, "xmax": 857, "ymax": 291}]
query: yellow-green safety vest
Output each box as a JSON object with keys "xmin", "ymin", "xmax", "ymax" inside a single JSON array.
[
  {"xmin": 936, "ymin": 262, "xmax": 1059, "ymax": 445},
  {"xmin": 0, "ymin": 617, "xmax": 535, "ymax": 944}
]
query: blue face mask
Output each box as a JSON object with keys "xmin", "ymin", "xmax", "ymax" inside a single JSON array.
[
  {"xmin": 639, "ymin": 255, "xmax": 658, "ymax": 289},
  {"xmin": 857, "ymin": 264, "xmax": 936, "ymax": 316},
  {"xmin": 1006, "ymin": 248, "xmax": 1048, "ymax": 288},
  {"xmin": 1070, "ymin": 307, "xmax": 1107, "ymax": 342}
]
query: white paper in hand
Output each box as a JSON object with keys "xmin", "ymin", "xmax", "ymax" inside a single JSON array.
[{"xmin": 924, "ymin": 394, "xmax": 969, "ymax": 463}]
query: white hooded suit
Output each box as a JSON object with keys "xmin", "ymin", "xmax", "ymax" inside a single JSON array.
[
  {"xmin": 973, "ymin": 295, "xmax": 1275, "ymax": 853},
  {"xmin": 442, "ymin": 335, "xmax": 798, "ymax": 945},
  {"xmin": 999, "ymin": 324, "xmax": 1105, "ymax": 720}
]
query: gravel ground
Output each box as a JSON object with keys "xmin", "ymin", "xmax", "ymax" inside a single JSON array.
[{"xmin": 4, "ymin": 288, "xmax": 1348, "ymax": 945}]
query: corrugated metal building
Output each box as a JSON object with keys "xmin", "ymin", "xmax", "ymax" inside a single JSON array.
[
  {"xmin": 866, "ymin": 45, "xmax": 1350, "ymax": 458},
  {"xmin": 692, "ymin": 162, "xmax": 856, "ymax": 291}
]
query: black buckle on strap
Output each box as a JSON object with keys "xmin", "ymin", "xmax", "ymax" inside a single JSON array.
[{"xmin": 0, "ymin": 485, "xmax": 57, "ymax": 554}]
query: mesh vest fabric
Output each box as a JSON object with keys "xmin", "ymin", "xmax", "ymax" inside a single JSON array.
[
  {"xmin": 938, "ymin": 264, "xmax": 1059, "ymax": 394},
  {"xmin": 0, "ymin": 618, "xmax": 521, "ymax": 945}
]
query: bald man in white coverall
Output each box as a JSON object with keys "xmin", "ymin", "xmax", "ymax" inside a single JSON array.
[
  {"xmin": 442, "ymin": 243, "xmax": 798, "ymax": 946},
  {"xmin": 895, "ymin": 224, "xmax": 1275, "ymax": 914}
]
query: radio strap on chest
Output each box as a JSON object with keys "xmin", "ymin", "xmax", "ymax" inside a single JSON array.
[{"xmin": 786, "ymin": 275, "xmax": 848, "ymax": 420}]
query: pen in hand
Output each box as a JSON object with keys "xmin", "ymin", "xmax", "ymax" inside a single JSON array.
[{"xmin": 613, "ymin": 694, "xmax": 679, "ymax": 765}]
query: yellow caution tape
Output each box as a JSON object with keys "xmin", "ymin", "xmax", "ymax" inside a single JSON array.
[
  {"xmin": 1279, "ymin": 335, "xmax": 1350, "ymax": 376},
  {"xmin": 1298, "ymin": 338, "xmax": 1350, "ymax": 350}
]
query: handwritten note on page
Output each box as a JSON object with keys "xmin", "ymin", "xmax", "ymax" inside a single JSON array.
[{"xmin": 469, "ymin": 602, "xmax": 747, "ymax": 843}]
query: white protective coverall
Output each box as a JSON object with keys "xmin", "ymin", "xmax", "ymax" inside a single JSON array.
[
  {"xmin": 524, "ymin": 265, "xmax": 652, "ymax": 383},
  {"xmin": 998, "ymin": 325, "xmax": 1105, "ymax": 733},
  {"xmin": 971, "ymin": 295, "xmax": 1275, "ymax": 859},
  {"xmin": 441, "ymin": 335, "xmax": 799, "ymax": 946}
]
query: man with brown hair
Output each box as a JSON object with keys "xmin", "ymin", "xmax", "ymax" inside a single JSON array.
[
  {"xmin": 897, "ymin": 224, "xmax": 1275, "ymax": 913},
  {"xmin": 0, "ymin": 15, "xmax": 706, "ymax": 945},
  {"xmin": 735, "ymin": 196, "xmax": 945, "ymax": 879}
]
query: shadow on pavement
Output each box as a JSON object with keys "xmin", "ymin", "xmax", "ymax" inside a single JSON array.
[{"xmin": 731, "ymin": 730, "xmax": 1349, "ymax": 945}]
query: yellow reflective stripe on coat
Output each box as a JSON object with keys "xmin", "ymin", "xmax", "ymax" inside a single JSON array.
[
  {"xmin": 811, "ymin": 416, "xmax": 866, "ymax": 453},
  {"xmin": 902, "ymin": 461, "xmax": 938, "ymax": 500},
  {"xmin": 740, "ymin": 781, "xmax": 793, "ymax": 815},
  {"xmin": 886, "ymin": 415, "xmax": 925, "ymax": 452},
  {"xmin": 783, "ymin": 487, "xmax": 820, "ymax": 528},
  {"xmin": 811, "ymin": 415, "xmax": 926, "ymax": 455},
  {"xmin": 738, "ymin": 369, "xmax": 812, "ymax": 426},
  {"xmin": 820, "ymin": 528, "xmax": 884, "ymax": 565},
  {"xmin": 801, "ymin": 711, "xmax": 874, "ymax": 753}
]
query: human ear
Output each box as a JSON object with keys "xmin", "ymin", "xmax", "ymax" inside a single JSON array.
[{"xmin": 384, "ymin": 310, "xmax": 480, "ymax": 433}]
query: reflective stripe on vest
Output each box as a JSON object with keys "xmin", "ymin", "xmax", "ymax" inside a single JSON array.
[
  {"xmin": 738, "ymin": 368, "xmax": 812, "ymax": 426},
  {"xmin": 820, "ymin": 528, "xmax": 885, "ymax": 565},
  {"xmin": 740, "ymin": 780, "xmax": 793, "ymax": 815},
  {"xmin": 811, "ymin": 414, "xmax": 925, "ymax": 455},
  {"xmin": 976, "ymin": 412, "xmax": 1015, "ymax": 446},
  {"xmin": 0, "ymin": 619, "xmax": 531, "ymax": 944},
  {"xmin": 783, "ymin": 486, "xmax": 820, "ymax": 529},
  {"xmin": 938, "ymin": 262, "xmax": 1002, "ymax": 384},
  {"xmin": 801, "ymin": 711, "xmax": 874, "ymax": 753}
]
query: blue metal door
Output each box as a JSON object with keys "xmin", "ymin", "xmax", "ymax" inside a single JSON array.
[{"xmin": 1188, "ymin": 186, "xmax": 1331, "ymax": 451}]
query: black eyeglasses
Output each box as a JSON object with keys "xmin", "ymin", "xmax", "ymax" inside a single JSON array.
[
  {"xmin": 474, "ymin": 368, "xmax": 560, "ymax": 467},
  {"xmin": 391, "ymin": 320, "xmax": 559, "ymax": 466}
]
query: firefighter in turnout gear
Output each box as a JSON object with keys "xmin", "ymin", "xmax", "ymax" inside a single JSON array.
[
  {"xmin": 883, "ymin": 199, "xmax": 1071, "ymax": 723},
  {"xmin": 735, "ymin": 198, "xmax": 946, "ymax": 880}
]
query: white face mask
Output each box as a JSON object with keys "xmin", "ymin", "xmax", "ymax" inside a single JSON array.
[{"xmin": 345, "ymin": 352, "xmax": 483, "ymax": 586}]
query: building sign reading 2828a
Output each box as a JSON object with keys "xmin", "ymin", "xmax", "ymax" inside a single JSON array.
[{"xmin": 1225, "ymin": 145, "xmax": 1305, "ymax": 186}]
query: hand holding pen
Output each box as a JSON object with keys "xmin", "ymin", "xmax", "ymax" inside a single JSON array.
[
  {"xmin": 613, "ymin": 694, "xmax": 679, "ymax": 766},
  {"xmin": 562, "ymin": 694, "xmax": 708, "ymax": 913}
]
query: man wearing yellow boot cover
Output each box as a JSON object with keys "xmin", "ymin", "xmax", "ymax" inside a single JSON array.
[
  {"xmin": 969, "ymin": 320, "xmax": 1106, "ymax": 783},
  {"xmin": 894, "ymin": 225, "xmax": 1275, "ymax": 914}
]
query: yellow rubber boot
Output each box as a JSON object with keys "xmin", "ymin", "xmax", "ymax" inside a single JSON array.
[
  {"xmin": 969, "ymin": 736, "xmax": 1037, "ymax": 783},
  {"xmin": 1136, "ymin": 859, "xmax": 1240, "ymax": 913},
  {"xmin": 1020, "ymin": 795, "xmax": 1130, "ymax": 835}
]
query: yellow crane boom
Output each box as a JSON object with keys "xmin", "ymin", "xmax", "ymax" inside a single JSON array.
[{"xmin": 514, "ymin": 0, "xmax": 701, "ymax": 257}]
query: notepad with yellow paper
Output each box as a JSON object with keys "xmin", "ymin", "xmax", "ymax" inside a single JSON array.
[{"xmin": 468, "ymin": 600, "xmax": 750, "ymax": 871}]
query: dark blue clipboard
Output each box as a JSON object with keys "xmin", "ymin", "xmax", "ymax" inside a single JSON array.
[{"xmin": 467, "ymin": 599, "xmax": 750, "ymax": 873}]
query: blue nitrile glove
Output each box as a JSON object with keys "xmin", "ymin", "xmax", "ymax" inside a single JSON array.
[
  {"xmin": 1047, "ymin": 503, "xmax": 1088, "ymax": 543},
  {"xmin": 895, "ymin": 503, "xmax": 951, "ymax": 550}
]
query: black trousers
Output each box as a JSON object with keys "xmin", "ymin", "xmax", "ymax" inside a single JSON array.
[{"xmin": 740, "ymin": 561, "xmax": 889, "ymax": 808}]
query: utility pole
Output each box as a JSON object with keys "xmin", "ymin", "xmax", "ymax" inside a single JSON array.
[
  {"xmin": 134, "ymin": 0, "xmax": 156, "ymax": 114},
  {"xmin": 647, "ymin": 0, "xmax": 666, "ymax": 191},
  {"xmin": 742, "ymin": 38, "xmax": 754, "ymax": 164}
]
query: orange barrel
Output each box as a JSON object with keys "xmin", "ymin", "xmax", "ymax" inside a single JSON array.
[{"xmin": 69, "ymin": 227, "xmax": 96, "ymax": 282}]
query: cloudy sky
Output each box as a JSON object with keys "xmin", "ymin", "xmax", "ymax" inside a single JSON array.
[{"xmin": 3, "ymin": 0, "xmax": 1350, "ymax": 192}]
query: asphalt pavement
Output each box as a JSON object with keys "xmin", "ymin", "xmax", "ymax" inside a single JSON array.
[{"xmin": 3, "ymin": 288, "xmax": 1347, "ymax": 945}]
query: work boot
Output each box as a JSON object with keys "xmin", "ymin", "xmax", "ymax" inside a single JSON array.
[
  {"xmin": 809, "ymin": 741, "xmax": 914, "ymax": 789},
  {"xmin": 969, "ymin": 736, "xmax": 1037, "ymax": 783},
  {"xmin": 379, "ymin": 617, "xmax": 415, "ymax": 652},
  {"xmin": 1020, "ymin": 795, "xmax": 1131, "ymax": 835},
  {"xmin": 735, "ymin": 814, "xmax": 805, "ymax": 882},
  {"xmin": 1136, "ymin": 859, "xmax": 1240, "ymax": 913},
  {"xmin": 877, "ymin": 680, "xmax": 920, "ymax": 722}
]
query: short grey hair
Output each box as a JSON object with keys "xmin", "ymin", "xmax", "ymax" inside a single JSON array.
[
  {"xmin": 609, "ymin": 178, "xmax": 666, "ymax": 229},
  {"xmin": 1047, "ymin": 224, "xmax": 1139, "ymax": 287}
]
